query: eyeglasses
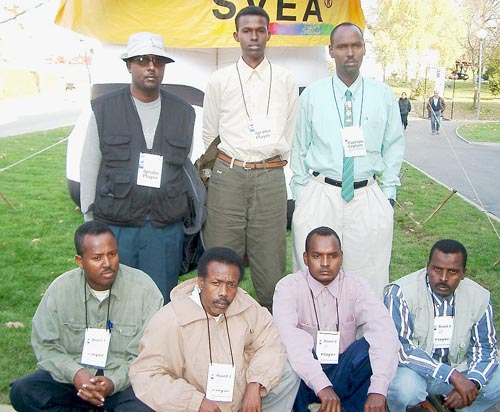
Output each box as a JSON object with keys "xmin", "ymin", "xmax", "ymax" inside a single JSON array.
[{"xmin": 131, "ymin": 55, "xmax": 167, "ymax": 67}]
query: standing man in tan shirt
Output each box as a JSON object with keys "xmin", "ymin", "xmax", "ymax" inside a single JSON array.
[{"xmin": 202, "ymin": 5, "xmax": 298, "ymax": 311}]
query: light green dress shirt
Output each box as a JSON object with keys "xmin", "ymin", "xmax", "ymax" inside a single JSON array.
[
  {"xmin": 290, "ymin": 75, "xmax": 404, "ymax": 200},
  {"xmin": 31, "ymin": 264, "xmax": 163, "ymax": 394}
]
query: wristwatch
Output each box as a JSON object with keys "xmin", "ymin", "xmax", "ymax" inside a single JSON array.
[{"xmin": 470, "ymin": 379, "xmax": 481, "ymax": 391}]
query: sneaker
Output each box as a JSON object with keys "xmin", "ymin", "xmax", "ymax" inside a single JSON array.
[
  {"xmin": 432, "ymin": 131, "xmax": 436, "ymax": 135},
  {"xmin": 437, "ymin": 131, "xmax": 440, "ymax": 134}
]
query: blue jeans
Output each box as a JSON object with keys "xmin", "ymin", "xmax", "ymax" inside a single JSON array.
[
  {"xmin": 293, "ymin": 338, "xmax": 372, "ymax": 412},
  {"xmin": 10, "ymin": 370, "xmax": 153, "ymax": 412},
  {"xmin": 430, "ymin": 111, "xmax": 441, "ymax": 132},
  {"xmin": 110, "ymin": 221, "xmax": 184, "ymax": 302},
  {"xmin": 387, "ymin": 366, "xmax": 500, "ymax": 412}
]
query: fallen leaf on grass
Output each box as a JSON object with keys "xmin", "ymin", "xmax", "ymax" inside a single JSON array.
[
  {"xmin": 32, "ymin": 238, "xmax": 41, "ymax": 245},
  {"xmin": 5, "ymin": 322, "xmax": 24, "ymax": 329}
]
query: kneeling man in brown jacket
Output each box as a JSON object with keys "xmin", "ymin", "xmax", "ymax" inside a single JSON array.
[{"xmin": 130, "ymin": 247, "xmax": 299, "ymax": 412}]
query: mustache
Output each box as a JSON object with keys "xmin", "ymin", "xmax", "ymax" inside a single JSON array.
[
  {"xmin": 213, "ymin": 298, "xmax": 230, "ymax": 305},
  {"xmin": 435, "ymin": 282, "xmax": 449, "ymax": 289},
  {"xmin": 100, "ymin": 267, "xmax": 115, "ymax": 275}
]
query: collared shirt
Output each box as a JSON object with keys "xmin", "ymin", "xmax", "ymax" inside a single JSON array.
[
  {"xmin": 203, "ymin": 57, "xmax": 298, "ymax": 162},
  {"xmin": 384, "ymin": 282, "xmax": 498, "ymax": 386},
  {"xmin": 31, "ymin": 264, "xmax": 163, "ymax": 393},
  {"xmin": 273, "ymin": 269, "xmax": 399, "ymax": 396},
  {"xmin": 290, "ymin": 74, "xmax": 404, "ymax": 200}
]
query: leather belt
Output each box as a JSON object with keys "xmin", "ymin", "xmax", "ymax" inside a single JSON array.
[
  {"xmin": 217, "ymin": 152, "xmax": 287, "ymax": 169},
  {"xmin": 312, "ymin": 172, "xmax": 368, "ymax": 189}
]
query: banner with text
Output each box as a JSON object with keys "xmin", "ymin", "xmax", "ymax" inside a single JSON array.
[{"xmin": 55, "ymin": 0, "xmax": 365, "ymax": 48}]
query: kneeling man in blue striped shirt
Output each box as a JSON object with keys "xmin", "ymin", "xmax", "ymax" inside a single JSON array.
[{"xmin": 384, "ymin": 239, "xmax": 500, "ymax": 411}]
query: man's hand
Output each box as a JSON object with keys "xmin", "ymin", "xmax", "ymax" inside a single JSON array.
[
  {"xmin": 199, "ymin": 397, "xmax": 222, "ymax": 412},
  {"xmin": 364, "ymin": 393, "xmax": 387, "ymax": 412},
  {"xmin": 445, "ymin": 370, "xmax": 479, "ymax": 409},
  {"xmin": 317, "ymin": 386, "xmax": 341, "ymax": 412},
  {"xmin": 241, "ymin": 382, "xmax": 262, "ymax": 412},
  {"xmin": 73, "ymin": 368, "xmax": 106, "ymax": 407}
]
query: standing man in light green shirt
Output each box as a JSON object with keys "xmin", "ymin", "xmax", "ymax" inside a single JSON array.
[
  {"xmin": 9, "ymin": 221, "xmax": 163, "ymax": 412},
  {"xmin": 291, "ymin": 22, "xmax": 404, "ymax": 297}
]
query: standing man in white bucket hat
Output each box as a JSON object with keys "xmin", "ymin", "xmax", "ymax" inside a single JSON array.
[{"xmin": 80, "ymin": 32, "xmax": 195, "ymax": 302}]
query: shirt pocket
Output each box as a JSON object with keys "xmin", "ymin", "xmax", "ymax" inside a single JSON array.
[
  {"xmin": 110, "ymin": 324, "xmax": 137, "ymax": 355},
  {"xmin": 362, "ymin": 117, "xmax": 385, "ymax": 153},
  {"xmin": 61, "ymin": 322, "xmax": 86, "ymax": 355},
  {"xmin": 102, "ymin": 135, "xmax": 131, "ymax": 162}
]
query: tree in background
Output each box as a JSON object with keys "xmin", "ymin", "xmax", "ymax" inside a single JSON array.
[{"xmin": 371, "ymin": 0, "xmax": 464, "ymax": 84}]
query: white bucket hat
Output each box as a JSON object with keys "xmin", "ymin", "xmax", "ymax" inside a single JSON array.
[{"xmin": 121, "ymin": 32, "xmax": 174, "ymax": 63}]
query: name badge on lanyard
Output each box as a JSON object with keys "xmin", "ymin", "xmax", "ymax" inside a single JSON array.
[
  {"xmin": 316, "ymin": 330, "xmax": 340, "ymax": 364},
  {"xmin": 81, "ymin": 328, "xmax": 111, "ymax": 368},
  {"xmin": 137, "ymin": 152, "xmax": 163, "ymax": 188},
  {"xmin": 249, "ymin": 114, "xmax": 273, "ymax": 148},
  {"xmin": 341, "ymin": 126, "xmax": 367, "ymax": 157},
  {"xmin": 206, "ymin": 362, "xmax": 236, "ymax": 402},
  {"xmin": 433, "ymin": 316, "xmax": 454, "ymax": 349}
]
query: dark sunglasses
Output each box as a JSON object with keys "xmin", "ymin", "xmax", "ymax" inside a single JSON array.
[{"xmin": 131, "ymin": 55, "xmax": 168, "ymax": 67}]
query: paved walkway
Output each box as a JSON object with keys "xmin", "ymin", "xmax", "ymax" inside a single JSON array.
[{"xmin": 403, "ymin": 115, "xmax": 500, "ymax": 219}]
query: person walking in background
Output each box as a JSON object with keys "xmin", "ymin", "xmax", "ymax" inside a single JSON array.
[
  {"xmin": 398, "ymin": 92, "xmax": 411, "ymax": 130},
  {"xmin": 202, "ymin": 6, "xmax": 298, "ymax": 311},
  {"xmin": 290, "ymin": 22, "xmax": 404, "ymax": 297},
  {"xmin": 79, "ymin": 32, "xmax": 195, "ymax": 302},
  {"xmin": 427, "ymin": 89, "xmax": 446, "ymax": 135}
]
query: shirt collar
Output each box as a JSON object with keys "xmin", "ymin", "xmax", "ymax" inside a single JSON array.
[
  {"xmin": 237, "ymin": 56, "xmax": 270, "ymax": 83},
  {"xmin": 333, "ymin": 74, "xmax": 362, "ymax": 97},
  {"xmin": 306, "ymin": 269, "xmax": 342, "ymax": 298}
]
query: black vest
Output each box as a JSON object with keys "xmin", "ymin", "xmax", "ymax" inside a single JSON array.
[{"xmin": 91, "ymin": 87, "xmax": 195, "ymax": 227}]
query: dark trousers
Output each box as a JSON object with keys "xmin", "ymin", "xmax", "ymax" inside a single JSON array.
[
  {"xmin": 293, "ymin": 338, "xmax": 372, "ymax": 412},
  {"xmin": 400, "ymin": 113, "xmax": 408, "ymax": 129},
  {"xmin": 10, "ymin": 370, "xmax": 153, "ymax": 412},
  {"xmin": 110, "ymin": 221, "xmax": 183, "ymax": 303}
]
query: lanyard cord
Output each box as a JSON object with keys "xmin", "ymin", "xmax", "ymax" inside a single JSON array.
[
  {"xmin": 236, "ymin": 60, "xmax": 272, "ymax": 119},
  {"xmin": 83, "ymin": 276, "xmax": 113, "ymax": 331},
  {"xmin": 201, "ymin": 298, "xmax": 235, "ymax": 367},
  {"xmin": 310, "ymin": 289, "xmax": 339, "ymax": 332},
  {"xmin": 332, "ymin": 77, "xmax": 364, "ymax": 128}
]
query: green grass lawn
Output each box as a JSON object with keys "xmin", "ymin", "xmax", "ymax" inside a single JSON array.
[
  {"xmin": 1, "ymin": 127, "xmax": 500, "ymax": 403},
  {"xmin": 456, "ymin": 122, "xmax": 500, "ymax": 143}
]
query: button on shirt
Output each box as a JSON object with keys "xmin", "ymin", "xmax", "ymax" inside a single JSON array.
[
  {"xmin": 273, "ymin": 269, "xmax": 399, "ymax": 396},
  {"xmin": 203, "ymin": 57, "xmax": 298, "ymax": 162},
  {"xmin": 290, "ymin": 75, "xmax": 404, "ymax": 200}
]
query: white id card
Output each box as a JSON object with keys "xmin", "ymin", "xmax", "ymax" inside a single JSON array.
[
  {"xmin": 206, "ymin": 363, "xmax": 235, "ymax": 402},
  {"xmin": 249, "ymin": 115, "xmax": 274, "ymax": 148},
  {"xmin": 137, "ymin": 152, "xmax": 163, "ymax": 188},
  {"xmin": 433, "ymin": 316, "xmax": 454, "ymax": 349},
  {"xmin": 316, "ymin": 330, "xmax": 340, "ymax": 364},
  {"xmin": 81, "ymin": 328, "xmax": 110, "ymax": 368},
  {"xmin": 341, "ymin": 126, "xmax": 366, "ymax": 157}
]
